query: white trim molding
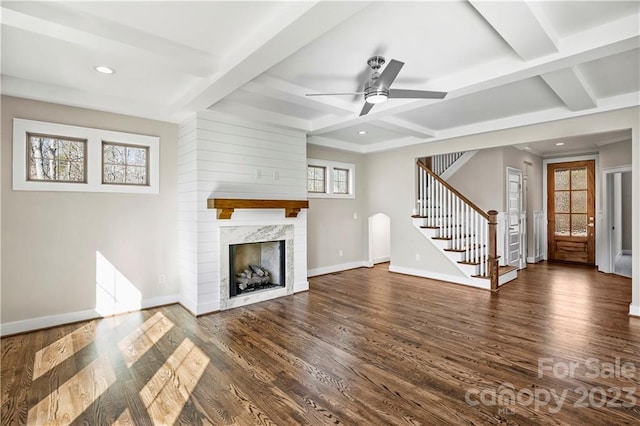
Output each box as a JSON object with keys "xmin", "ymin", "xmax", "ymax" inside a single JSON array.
[
  {"xmin": 13, "ymin": 118, "xmax": 160, "ymax": 194},
  {"xmin": 307, "ymin": 261, "xmax": 370, "ymax": 277},
  {"xmin": 0, "ymin": 294, "xmax": 179, "ymax": 337},
  {"xmin": 630, "ymin": 304, "xmax": 640, "ymax": 318}
]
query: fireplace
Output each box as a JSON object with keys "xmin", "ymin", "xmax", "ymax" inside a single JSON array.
[
  {"xmin": 229, "ymin": 240, "xmax": 285, "ymax": 297},
  {"xmin": 219, "ymin": 224, "xmax": 296, "ymax": 310}
]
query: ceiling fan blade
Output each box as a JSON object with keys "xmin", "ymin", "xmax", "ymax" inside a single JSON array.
[
  {"xmin": 389, "ymin": 89, "xmax": 447, "ymax": 99},
  {"xmin": 359, "ymin": 102, "xmax": 374, "ymax": 116},
  {"xmin": 306, "ymin": 92, "xmax": 364, "ymax": 97},
  {"xmin": 375, "ymin": 59, "xmax": 404, "ymax": 89}
]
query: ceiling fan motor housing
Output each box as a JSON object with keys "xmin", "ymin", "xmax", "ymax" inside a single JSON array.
[{"xmin": 365, "ymin": 56, "xmax": 389, "ymax": 103}]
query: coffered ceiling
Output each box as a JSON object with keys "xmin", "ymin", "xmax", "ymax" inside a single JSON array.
[{"xmin": 2, "ymin": 1, "xmax": 639, "ymax": 153}]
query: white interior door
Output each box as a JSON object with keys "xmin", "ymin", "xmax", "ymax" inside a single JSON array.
[{"xmin": 506, "ymin": 167, "xmax": 523, "ymax": 268}]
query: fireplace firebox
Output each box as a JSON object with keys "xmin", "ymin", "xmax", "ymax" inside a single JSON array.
[{"xmin": 229, "ymin": 240, "xmax": 285, "ymax": 297}]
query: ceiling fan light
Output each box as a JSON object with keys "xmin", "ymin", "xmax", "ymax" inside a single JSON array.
[{"xmin": 366, "ymin": 93, "xmax": 388, "ymax": 104}]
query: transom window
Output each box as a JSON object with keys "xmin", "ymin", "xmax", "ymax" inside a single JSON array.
[
  {"xmin": 333, "ymin": 168, "xmax": 349, "ymax": 194},
  {"xmin": 13, "ymin": 118, "xmax": 159, "ymax": 194},
  {"xmin": 103, "ymin": 142, "xmax": 149, "ymax": 185},
  {"xmin": 27, "ymin": 133, "xmax": 87, "ymax": 183},
  {"xmin": 307, "ymin": 158, "xmax": 355, "ymax": 199},
  {"xmin": 307, "ymin": 165, "xmax": 326, "ymax": 193}
]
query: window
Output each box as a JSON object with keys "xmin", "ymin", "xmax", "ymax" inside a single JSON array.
[
  {"xmin": 307, "ymin": 158, "xmax": 355, "ymax": 199},
  {"xmin": 13, "ymin": 118, "xmax": 159, "ymax": 193},
  {"xmin": 103, "ymin": 142, "xmax": 149, "ymax": 185},
  {"xmin": 333, "ymin": 168, "xmax": 349, "ymax": 194},
  {"xmin": 27, "ymin": 133, "xmax": 87, "ymax": 183},
  {"xmin": 307, "ymin": 165, "xmax": 326, "ymax": 193}
]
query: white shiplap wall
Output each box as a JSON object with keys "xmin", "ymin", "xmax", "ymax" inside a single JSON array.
[{"xmin": 178, "ymin": 111, "xmax": 308, "ymax": 315}]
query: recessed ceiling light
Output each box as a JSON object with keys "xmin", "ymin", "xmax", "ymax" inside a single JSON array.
[
  {"xmin": 357, "ymin": 130, "xmax": 367, "ymax": 135},
  {"xmin": 94, "ymin": 65, "xmax": 115, "ymax": 74},
  {"xmin": 556, "ymin": 142, "xmax": 565, "ymax": 146},
  {"xmin": 524, "ymin": 146, "xmax": 530, "ymax": 150}
]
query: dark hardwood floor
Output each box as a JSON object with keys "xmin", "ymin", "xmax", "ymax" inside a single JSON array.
[{"xmin": 2, "ymin": 262, "xmax": 639, "ymax": 425}]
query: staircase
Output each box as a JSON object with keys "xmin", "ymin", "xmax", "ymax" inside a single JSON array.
[{"xmin": 413, "ymin": 158, "xmax": 518, "ymax": 290}]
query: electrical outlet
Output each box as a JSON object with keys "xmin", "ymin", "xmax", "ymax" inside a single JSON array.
[
  {"xmin": 415, "ymin": 254, "xmax": 420, "ymax": 261},
  {"xmin": 255, "ymin": 168, "xmax": 262, "ymax": 179},
  {"xmin": 273, "ymin": 170, "xmax": 280, "ymax": 181},
  {"xmin": 339, "ymin": 249, "xmax": 343, "ymax": 257},
  {"xmin": 159, "ymin": 274, "xmax": 166, "ymax": 284}
]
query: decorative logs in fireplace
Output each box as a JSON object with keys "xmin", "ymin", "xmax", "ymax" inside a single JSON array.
[{"xmin": 236, "ymin": 265, "xmax": 271, "ymax": 291}]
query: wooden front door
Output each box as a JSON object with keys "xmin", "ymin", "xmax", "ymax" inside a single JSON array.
[{"xmin": 547, "ymin": 160, "xmax": 596, "ymax": 264}]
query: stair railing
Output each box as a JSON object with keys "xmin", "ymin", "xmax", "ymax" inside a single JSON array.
[
  {"xmin": 417, "ymin": 161, "xmax": 499, "ymax": 289},
  {"xmin": 426, "ymin": 152, "xmax": 465, "ymax": 176}
]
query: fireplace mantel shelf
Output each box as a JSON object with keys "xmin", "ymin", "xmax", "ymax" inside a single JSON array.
[{"xmin": 207, "ymin": 198, "xmax": 309, "ymax": 219}]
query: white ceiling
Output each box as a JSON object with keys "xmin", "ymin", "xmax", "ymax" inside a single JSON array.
[{"xmin": 2, "ymin": 1, "xmax": 639, "ymax": 154}]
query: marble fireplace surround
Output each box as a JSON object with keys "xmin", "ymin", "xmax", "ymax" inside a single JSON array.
[{"xmin": 219, "ymin": 224, "xmax": 295, "ymax": 310}]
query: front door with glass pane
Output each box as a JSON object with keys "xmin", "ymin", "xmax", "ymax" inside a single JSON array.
[{"xmin": 547, "ymin": 160, "xmax": 596, "ymax": 265}]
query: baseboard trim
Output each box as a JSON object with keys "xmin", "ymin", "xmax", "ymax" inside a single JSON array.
[
  {"xmin": 527, "ymin": 255, "xmax": 544, "ymax": 264},
  {"xmin": 307, "ymin": 261, "xmax": 370, "ymax": 278},
  {"xmin": 388, "ymin": 265, "xmax": 490, "ymax": 290},
  {"xmin": 630, "ymin": 304, "xmax": 640, "ymax": 318},
  {"xmin": 372, "ymin": 256, "xmax": 390, "ymax": 264},
  {"xmin": 0, "ymin": 294, "xmax": 180, "ymax": 337}
]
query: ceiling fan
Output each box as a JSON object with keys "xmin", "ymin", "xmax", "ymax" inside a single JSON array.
[{"xmin": 305, "ymin": 56, "xmax": 447, "ymax": 116}]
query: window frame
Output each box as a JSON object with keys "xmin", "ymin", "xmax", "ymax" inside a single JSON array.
[
  {"xmin": 102, "ymin": 141, "xmax": 150, "ymax": 186},
  {"xmin": 307, "ymin": 165, "xmax": 327, "ymax": 194},
  {"xmin": 307, "ymin": 158, "xmax": 355, "ymax": 199},
  {"xmin": 26, "ymin": 132, "xmax": 88, "ymax": 183},
  {"xmin": 13, "ymin": 118, "xmax": 159, "ymax": 194}
]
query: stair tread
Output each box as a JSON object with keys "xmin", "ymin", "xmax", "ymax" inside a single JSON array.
[
  {"xmin": 432, "ymin": 234, "xmax": 474, "ymax": 241},
  {"xmin": 444, "ymin": 245, "xmax": 486, "ymax": 252},
  {"xmin": 472, "ymin": 266, "xmax": 519, "ymax": 279}
]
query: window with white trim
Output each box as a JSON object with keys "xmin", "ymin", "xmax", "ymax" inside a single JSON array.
[
  {"xmin": 307, "ymin": 158, "xmax": 355, "ymax": 199},
  {"xmin": 13, "ymin": 118, "xmax": 159, "ymax": 194},
  {"xmin": 102, "ymin": 142, "xmax": 149, "ymax": 186},
  {"xmin": 307, "ymin": 165, "xmax": 326, "ymax": 193},
  {"xmin": 27, "ymin": 133, "xmax": 87, "ymax": 183}
]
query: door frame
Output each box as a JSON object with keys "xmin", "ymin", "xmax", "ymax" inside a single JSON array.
[
  {"xmin": 542, "ymin": 154, "xmax": 600, "ymax": 263},
  {"xmin": 600, "ymin": 164, "xmax": 632, "ymax": 274},
  {"xmin": 506, "ymin": 167, "xmax": 524, "ymax": 269}
]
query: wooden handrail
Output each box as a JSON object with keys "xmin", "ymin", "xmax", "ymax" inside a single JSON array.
[{"xmin": 417, "ymin": 161, "xmax": 489, "ymax": 220}]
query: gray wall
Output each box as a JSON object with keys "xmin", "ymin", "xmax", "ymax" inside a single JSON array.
[
  {"xmin": 1, "ymin": 96, "xmax": 179, "ymax": 326},
  {"xmin": 306, "ymin": 145, "xmax": 368, "ymax": 272}
]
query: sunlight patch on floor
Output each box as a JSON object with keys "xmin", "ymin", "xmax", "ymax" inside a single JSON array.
[
  {"xmin": 118, "ymin": 311, "xmax": 174, "ymax": 368},
  {"xmin": 33, "ymin": 324, "xmax": 98, "ymax": 380},
  {"xmin": 27, "ymin": 354, "xmax": 115, "ymax": 424},
  {"xmin": 140, "ymin": 338, "xmax": 210, "ymax": 424}
]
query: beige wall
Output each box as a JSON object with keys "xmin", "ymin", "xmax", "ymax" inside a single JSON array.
[
  {"xmin": 1, "ymin": 96, "xmax": 179, "ymax": 329},
  {"xmin": 447, "ymin": 147, "xmax": 505, "ymax": 211},
  {"xmin": 363, "ymin": 107, "xmax": 639, "ymax": 294},
  {"xmin": 600, "ymin": 139, "xmax": 632, "ymax": 169},
  {"xmin": 306, "ymin": 145, "xmax": 368, "ymax": 272}
]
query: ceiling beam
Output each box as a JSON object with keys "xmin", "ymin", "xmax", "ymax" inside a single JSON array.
[
  {"xmin": 374, "ymin": 117, "xmax": 435, "ymax": 139},
  {"xmin": 310, "ymin": 14, "xmax": 640, "ymax": 136},
  {"xmin": 0, "ymin": 5, "xmax": 217, "ymax": 78},
  {"xmin": 540, "ymin": 67, "xmax": 597, "ymax": 111},
  {"xmin": 243, "ymin": 75, "xmax": 358, "ymax": 116},
  {"xmin": 469, "ymin": 0, "xmax": 558, "ymax": 61},
  {"xmin": 211, "ymin": 100, "xmax": 312, "ymax": 132},
  {"xmin": 173, "ymin": 1, "xmax": 370, "ymax": 118},
  {"xmin": 470, "ymin": 1, "xmax": 598, "ymax": 111}
]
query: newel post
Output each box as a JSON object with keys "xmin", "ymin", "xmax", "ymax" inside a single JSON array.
[{"xmin": 487, "ymin": 210, "xmax": 499, "ymax": 291}]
